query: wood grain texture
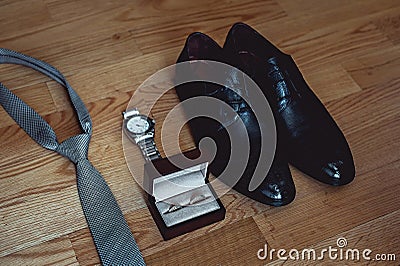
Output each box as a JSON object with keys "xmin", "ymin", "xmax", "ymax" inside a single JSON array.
[
  {"xmin": 145, "ymin": 217, "xmax": 267, "ymax": 266},
  {"xmin": 266, "ymin": 209, "xmax": 400, "ymax": 265},
  {"xmin": 1, "ymin": 0, "xmax": 399, "ymax": 265},
  {"xmin": 0, "ymin": 236, "xmax": 78, "ymax": 266}
]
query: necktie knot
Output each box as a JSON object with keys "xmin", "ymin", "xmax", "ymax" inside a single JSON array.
[
  {"xmin": 56, "ymin": 134, "xmax": 91, "ymax": 163},
  {"xmin": 1, "ymin": 48, "xmax": 146, "ymax": 266}
]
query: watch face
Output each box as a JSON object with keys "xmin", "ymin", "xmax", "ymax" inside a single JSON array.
[{"xmin": 126, "ymin": 116, "xmax": 151, "ymax": 134}]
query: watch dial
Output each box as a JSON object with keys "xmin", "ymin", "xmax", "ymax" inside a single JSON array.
[{"xmin": 126, "ymin": 116, "xmax": 150, "ymax": 134}]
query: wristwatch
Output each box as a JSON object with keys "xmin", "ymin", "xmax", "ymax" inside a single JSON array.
[{"xmin": 122, "ymin": 108, "xmax": 161, "ymax": 161}]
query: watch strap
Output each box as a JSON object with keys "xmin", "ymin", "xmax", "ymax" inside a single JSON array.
[
  {"xmin": 137, "ymin": 136, "xmax": 161, "ymax": 161},
  {"xmin": 123, "ymin": 108, "xmax": 139, "ymax": 119}
]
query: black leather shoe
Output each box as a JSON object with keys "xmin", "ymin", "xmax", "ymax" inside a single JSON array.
[
  {"xmin": 175, "ymin": 32, "xmax": 295, "ymax": 206},
  {"xmin": 224, "ymin": 22, "xmax": 355, "ymax": 186}
]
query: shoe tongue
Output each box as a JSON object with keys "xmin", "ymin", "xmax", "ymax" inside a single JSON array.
[
  {"xmin": 186, "ymin": 34, "xmax": 223, "ymax": 62},
  {"xmin": 236, "ymin": 51, "xmax": 262, "ymax": 79}
]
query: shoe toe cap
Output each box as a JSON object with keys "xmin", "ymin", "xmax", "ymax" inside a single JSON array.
[
  {"xmin": 259, "ymin": 169, "xmax": 296, "ymax": 206},
  {"xmin": 321, "ymin": 159, "xmax": 355, "ymax": 186}
]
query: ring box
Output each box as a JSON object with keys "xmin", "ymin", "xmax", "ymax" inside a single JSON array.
[{"xmin": 143, "ymin": 149, "xmax": 225, "ymax": 240}]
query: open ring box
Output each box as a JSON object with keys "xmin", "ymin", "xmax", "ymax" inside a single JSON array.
[{"xmin": 143, "ymin": 149, "xmax": 225, "ymax": 240}]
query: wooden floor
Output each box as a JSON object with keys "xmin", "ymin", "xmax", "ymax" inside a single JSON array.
[{"xmin": 1, "ymin": 0, "xmax": 399, "ymax": 265}]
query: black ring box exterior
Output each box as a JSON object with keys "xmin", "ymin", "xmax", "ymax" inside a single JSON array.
[{"xmin": 143, "ymin": 148, "xmax": 226, "ymax": 240}]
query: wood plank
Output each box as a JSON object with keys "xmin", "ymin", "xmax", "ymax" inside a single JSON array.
[
  {"xmin": 0, "ymin": 103, "xmax": 81, "ymax": 147},
  {"xmin": 278, "ymin": 0, "xmax": 399, "ymax": 22},
  {"xmin": 45, "ymin": 47, "xmax": 179, "ymax": 110},
  {"xmin": 150, "ymin": 89, "xmax": 196, "ymax": 155},
  {"xmin": 0, "ymin": 5, "xmax": 143, "ymax": 89},
  {"xmin": 43, "ymin": 0, "xmax": 129, "ymax": 22},
  {"xmin": 0, "ymin": 0, "xmax": 52, "ymax": 40},
  {"xmin": 144, "ymin": 217, "xmax": 267, "ymax": 265},
  {"xmin": 341, "ymin": 45, "xmax": 400, "ymax": 91},
  {"xmin": 325, "ymin": 77, "xmax": 400, "ymax": 137},
  {"xmin": 68, "ymin": 189, "xmax": 273, "ymax": 261},
  {"xmin": 129, "ymin": 190, "xmax": 273, "ymax": 258},
  {"xmin": 0, "ymin": 82, "xmax": 57, "ymax": 129},
  {"xmin": 84, "ymin": 91, "xmax": 149, "ymax": 213},
  {"xmin": 2, "ymin": 85, "xmax": 394, "ymax": 258},
  {"xmin": 0, "ymin": 237, "xmax": 79, "ymax": 266},
  {"xmin": 253, "ymin": 6, "xmax": 399, "ymax": 67},
  {"xmin": 68, "ymin": 228, "xmax": 100, "ymax": 266},
  {"xmin": 374, "ymin": 11, "xmax": 400, "ymax": 45},
  {"xmin": 0, "ymin": 4, "xmax": 131, "ymax": 51},
  {"xmin": 69, "ymin": 209, "xmax": 273, "ymax": 265},
  {"xmin": 1, "ymin": 0, "xmax": 400, "ymax": 264},
  {"xmin": 253, "ymin": 158, "xmax": 400, "ymax": 251},
  {"xmin": 0, "ymin": 63, "xmax": 54, "ymax": 92},
  {"xmin": 255, "ymin": 80, "xmax": 400, "ymax": 246},
  {"xmin": 0, "ymin": 154, "xmax": 74, "ymax": 208},
  {"xmin": 300, "ymin": 63, "xmax": 362, "ymax": 103},
  {"xmin": 0, "ymin": 185, "xmax": 86, "ymax": 256},
  {"xmin": 129, "ymin": 0, "xmax": 286, "ymax": 55},
  {"xmin": 0, "ymin": 29, "xmax": 143, "ymax": 91},
  {"xmin": 266, "ymin": 210, "xmax": 400, "ymax": 265}
]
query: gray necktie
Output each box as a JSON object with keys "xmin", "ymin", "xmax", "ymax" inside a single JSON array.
[{"xmin": 0, "ymin": 48, "xmax": 146, "ymax": 266}]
